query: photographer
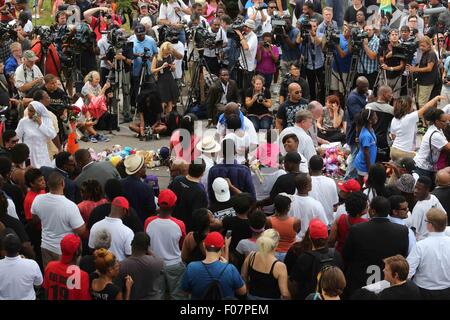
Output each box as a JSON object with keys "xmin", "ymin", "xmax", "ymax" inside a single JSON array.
[
  {"xmin": 276, "ymin": 15, "xmax": 301, "ymax": 80},
  {"xmin": 279, "ymin": 62, "xmax": 310, "ymax": 104},
  {"xmin": 204, "ymin": 17, "xmax": 228, "ymax": 76},
  {"xmin": 296, "ymin": 19, "xmax": 324, "ymax": 102},
  {"xmin": 30, "ymin": 30, "xmax": 61, "ymax": 78},
  {"xmin": 357, "ymin": 24, "xmax": 379, "ymax": 89},
  {"xmin": 42, "ymin": 74, "xmax": 68, "ymax": 116},
  {"xmin": 234, "ymin": 19, "xmax": 259, "ymax": 93},
  {"xmin": 14, "ymin": 50, "xmax": 43, "ymax": 98},
  {"xmin": 245, "ymin": 74, "xmax": 272, "ymax": 131},
  {"xmin": 256, "ymin": 32, "xmax": 279, "ymax": 87},
  {"xmin": 330, "ymin": 23, "xmax": 352, "ymax": 97},
  {"xmin": 158, "ymin": 0, "xmax": 192, "ymax": 44},
  {"xmin": 84, "ymin": 7, "xmax": 122, "ymax": 41},
  {"xmin": 317, "ymin": 7, "xmax": 338, "ymax": 34},
  {"xmin": 247, "ymin": 0, "xmax": 268, "ymax": 38},
  {"xmin": 379, "ymin": 29, "xmax": 405, "ymax": 100},
  {"xmin": 407, "ymin": 36, "xmax": 440, "ymax": 109},
  {"xmin": 131, "ymin": 24, "xmax": 158, "ymax": 107}
]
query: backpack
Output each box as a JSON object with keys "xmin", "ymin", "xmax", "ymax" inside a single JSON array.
[
  {"xmin": 164, "ymin": 110, "xmax": 180, "ymax": 136},
  {"xmin": 306, "ymin": 248, "xmax": 337, "ymax": 292},
  {"xmin": 201, "ymin": 262, "xmax": 229, "ymax": 300}
]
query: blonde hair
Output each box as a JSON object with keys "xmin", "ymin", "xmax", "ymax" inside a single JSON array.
[
  {"xmin": 84, "ymin": 71, "xmax": 100, "ymax": 84},
  {"xmin": 93, "ymin": 248, "xmax": 117, "ymax": 275},
  {"xmin": 10, "ymin": 42, "xmax": 21, "ymax": 51},
  {"xmin": 158, "ymin": 42, "xmax": 173, "ymax": 61},
  {"xmin": 419, "ymin": 36, "xmax": 433, "ymax": 48},
  {"xmin": 256, "ymin": 229, "xmax": 280, "ymax": 257}
]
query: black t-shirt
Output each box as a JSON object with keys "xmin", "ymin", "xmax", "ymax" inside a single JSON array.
[
  {"xmin": 168, "ymin": 176, "xmax": 208, "ymax": 233},
  {"xmin": 383, "ymin": 46, "xmax": 403, "ymax": 79},
  {"xmin": 222, "ymin": 216, "xmax": 252, "ymax": 252},
  {"xmin": 279, "ymin": 77, "xmax": 310, "ymax": 101},
  {"xmin": 3, "ymin": 183, "xmax": 24, "ymax": 222},
  {"xmin": 88, "ymin": 203, "xmax": 144, "ymax": 233},
  {"xmin": 418, "ymin": 50, "xmax": 439, "ymax": 86},
  {"xmin": 136, "ymin": 87, "xmax": 163, "ymax": 126},
  {"xmin": 79, "ymin": 254, "xmax": 96, "ymax": 275},
  {"xmin": 45, "ymin": 88, "xmax": 68, "ymax": 115},
  {"xmin": 209, "ymin": 198, "xmax": 236, "ymax": 220},
  {"xmin": 377, "ymin": 281, "xmax": 422, "ymax": 300},
  {"xmin": 245, "ymin": 87, "xmax": 271, "ymax": 116},
  {"xmin": 344, "ymin": 5, "xmax": 367, "ymax": 23},
  {"xmin": 91, "ymin": 282, "xmax": 121, "ymax": 300},
  {"xmin": 276, "ymin": 99, "xmax": 309, "ymax": 128},
  {"xmin": 0, "ymin": 214, "xmax": 29, "ymax": 243},
  {"xmin": 432, "ymin": 187, "xmax": 450, "ymax": 221},
  {"xmin": 270, "ymin": 172, "xmax": 300, "ymax": 200}
]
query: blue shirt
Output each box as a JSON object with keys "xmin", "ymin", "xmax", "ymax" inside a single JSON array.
[
  {"xmin": 281, "ymin": 28, "xmax": 301, "ymax": 62},
  {"xmin": 120, "ymin": 176, "xmax": 156, "ymax": 224},
  {"xmin": 4, "ymin": 56, "xmax": 18, "ymax": 76},
  {"xmin": 299, "ymin": 34, "xmax": 325, "ymax": 70},
  {"xmin": 345, "ymin": 91, "xmax": 367, "ymax": 146},
  {"xmin": 181, "ymin": 261, "xmax": 244, "ymax": 299},
  {"xmin": 358, "ymin": 35, "xmax": 380, "ymax": 74},
  {"xmin": 325, "ymin": 0, "xmax": 344, "ymax": 28},
  {"xmin": 332, "ymin": 35, "xmax": 352, "ymax": 73},
  {"xmin": 354, "ymin": 127, "xmax": 378, "ymax": 173},
  {"xmin": 132, "ymin": 36, "xmax": 159, "ymax": 77}
]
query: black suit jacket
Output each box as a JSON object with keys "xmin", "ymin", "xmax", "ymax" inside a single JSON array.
[
  {"xmin": 207, "ymin": 80, "xmax": 240, "ymax": 113},
  {"xmin": 342, "ymin": 217, "xmax": 409, "ymax": 294}
]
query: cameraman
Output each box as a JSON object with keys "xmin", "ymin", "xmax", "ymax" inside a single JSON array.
[
  {"xmin": 84, "ymin": 7, "xmax": 122, "ymax": 41},
  {"xmin": 298, "ymin": 2, "xmax": 324, "ymax": 25},
  {"xmin": 30, "ymin": 31, "xmax": 61, "ymax": 78},
  {"xmin": 379, "ymin": 29, "xmax": 405, "ymax": 100},
  {"xmin": 279, "ymin": 62, "xmax": 310, "ymax": 103},
  {"xmin": 247, "ymin": 0, "xmax": 268, "ymax": 38},
  {"xmin": 330, "ymin": 23, "xmax": 352, "ymax": 97},
  {"xmin": 296, "ymin": 19, "xmax": 324, "ymax": 102},
  {"xmin": 357, "ymin": 24, "xmax": 379, "ymax": 89},
  {"xmin": 131, "ymin": 24, "xmax": 158, "ymax": 108},
  {"xmin": 276, "ymin": 15, "xmax": 301, "ymax": 80},
  {"xmin": 234, "ymin": 19, "xmax": 259, "ymax": 93},
  {"xmin": 158, "ymin": 0, "xmax": 192, "ymax": 44},
  {"xmin": 317, "ymin": 7, "xmax": 338, "ymax": 34},
  {"xmin": 406, "ymin": 36, "xmax": 439, "ymax": 109},
  {"xmin": 204, "ymin": 17, "xmax": 228, "ymax": 76}
]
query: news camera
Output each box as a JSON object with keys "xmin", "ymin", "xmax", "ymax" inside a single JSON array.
[
  {"xmin": 350, "ymin": 27, "xmax": 368, "ymax": 52},
  {"xmin": 0, "ymin": 23, "xmax": 17, "ymax": 42},
  {"xmin": 226, "ymin": 17, "xmax": 245, "ymax": 42}
]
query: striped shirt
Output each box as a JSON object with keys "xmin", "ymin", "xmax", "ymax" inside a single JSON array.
[{"xmin": 357, "ymin": 35, "xmax": 380, "ymax": 74}]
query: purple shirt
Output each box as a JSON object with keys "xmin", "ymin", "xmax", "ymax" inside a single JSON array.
[{"xmin": 256, "ymin": 46, "xmax": 279, "ymax": 75}]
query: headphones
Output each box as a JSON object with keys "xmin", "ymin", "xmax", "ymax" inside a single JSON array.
[{"xmin": 87, "ymin": 71, "xmax": 94, "ymax": 82}]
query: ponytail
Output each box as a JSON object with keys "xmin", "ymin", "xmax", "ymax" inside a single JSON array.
[{"xmin": 256, "ymin": 229, "xmax": 280, "ymax": 257}]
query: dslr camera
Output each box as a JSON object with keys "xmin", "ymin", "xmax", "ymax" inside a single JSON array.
[
  {"xmin": 271, "ymin": 15, "xmax": 286, "ymax": 36},
  {"xmin": 256, "ymin": 93, "xmax": 265, "ymax": 104}
]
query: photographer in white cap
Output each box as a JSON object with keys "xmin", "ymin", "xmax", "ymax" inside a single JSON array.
[
  {"xmin": 234, "ymin": 19, "xmax": 258, "ymax": 92},
  {"xmin": 14, "ymin": 50, "xmax": 44, "ymax": 98}
]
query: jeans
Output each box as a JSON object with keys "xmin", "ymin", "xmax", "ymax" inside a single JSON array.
[
  {"xmin": 257, "ymin": 73, "xmax": 274, "ymax": 87},
  {"xmin": 344, "ymin": 144, "xmax": 358, "ymax": 180},
  {"xmin": 247, "ymin": 114, "xmax": 273, "ymax": 131},
  {"xmin": 160, "ymin": 261, "xmax": 187, "ymax": 300},
  {"xmin": 178, "ymin": 30, "xmax": 186, "ymax": 45}
]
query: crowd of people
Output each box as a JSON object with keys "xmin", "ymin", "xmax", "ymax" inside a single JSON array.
[{"xmin": 0, "ymin": 0, "xmax": 450, "ymax": 302}]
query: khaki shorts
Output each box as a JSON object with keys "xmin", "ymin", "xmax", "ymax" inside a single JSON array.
[
  {"xmin": 41, "ymin": 248, "xmax": 60, "ymax": 270},
  {"xmin": 330, "ymin": 70, "xmax": 348, "ymax": 94},
  {"xmin": 417, "ymin": 85, "xmax": 434, "ymax": 108}
]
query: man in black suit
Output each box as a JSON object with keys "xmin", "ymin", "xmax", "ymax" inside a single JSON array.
[
  {"xmin": 343, "ymin": 196, "xmax": 409, "ymax": 295},
  {"xmin": 206, "ymin": 69, "xmax": 240, "ymax": 127}
]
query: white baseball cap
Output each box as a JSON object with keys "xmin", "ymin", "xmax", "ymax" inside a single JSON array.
[{"xmin": 212, "ymin": 177, "xmax": 231, "ymax": 203}]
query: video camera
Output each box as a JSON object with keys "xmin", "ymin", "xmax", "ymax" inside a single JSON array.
[
  {"xmin": 107, "ymin": 27, "xmax": 129, "ymax": 49},
  {"xmin": 272, "ymin": 15, "xmax": 286, "ymax": 36},
  {"xmin": 226, "ymin": 17, "xmax": 245, "ymax": 42},
  {"xmin": 395, "ymin": 39, "xmax": 418, "ymax": 64},
  {"xmin": 0, "ymin": 23, "xmax": 17, "ymax": 42},
  {"xmin": 191, "ymin": 25, "xmax": 217, "ymax": 50},
  {"xmin": 63, "ymin": 22, "xmax": 96, "ymax": 54},
  {"xmin": 33, "ymin": 25, "xmax": 57, "ymax": 47},
  {"xmin": 350, "ymin": 27, "xmax": 368, "ymax": 52},
  {"xmin": 298, "ymin": 14, "xmax": 312, "ymax": 33},
  {"xmin": 1, "ymin": 2, "xmax": 13, "ymax": 16},
  {"xmin": 324, "ymin": 25, "xmax": 340, "ymax": 48}
]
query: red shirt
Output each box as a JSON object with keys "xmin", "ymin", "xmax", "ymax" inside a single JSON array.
[
  {"xmin": 77, "ymin": 199, "xmax": 108, "ymax": 223},
  {"xmin": 89, "ymin": 16, "xmax": 121, "ymax": 41},
  {"xmin": 31, "ymin": 41, "xmax": 61, "ymax": 77},
  {"xmin": 336, "ymin": 214, "xmax": 368, "ymax": 254},
  {"xmin": 24, "ymin": 189, "xmax": 45, "ymax": 221},
  {"xmin": 43, "ymin": 261, "xmax": 91, "ymax": 300}
]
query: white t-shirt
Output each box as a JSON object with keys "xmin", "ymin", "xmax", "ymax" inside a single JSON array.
[
  {"xmin": 98, "ymin": 35, "xmax": 111, "ymax": 70},
  {"xmin": 224, "ymin": 130, "xmax": 252, "ymax": 164},
  {"xmin": 279, "ymin": 125, "xmax": 317, "ymax": 161},
  {"xmin": 217, "ymin": 115, "xmax": 258, "ymax": 146},
  {"xmin": 158, "ymin": 1, "xmax": 189, "ymax": 24},
  {"xmin": 239, "ymin": 31, "xmax": 258, "ymax": 72},
  {"xmin": 414, "ymin": 125, "xmax": 448, "ymax": 172},
  {"xmin": 406, "ymin": 195, "xmax": 446, "ymax": 241},
  {"xmin": 89, "ymin": 217, "xmax": 134, "ymax": 261},
  {"xmin": 7, "ymin": 198, "xmax": 18, "ymax": 221},
  {"xmin": 31, "ymin": 193, "xmax": 85, "ymax": 255},
  {"xmin": 172, "ymin": 41, "xmax": 185, "ymax": 80},
  {"xmin": 261, "ymin": 15, "xmax": 272, "ymax": 33},
  {"xmin": 247, "ymin": 7, "xmax": 268, "ymax": 36},
  {"xmin": 0, "ymin": 256, "xmax": 43, "ymax": 300},
  {"xmin": 289, "ymin": 195, "xmax": 329, "ymax": 239},
  {"xmin": 309, "ymin": 175, "xmax": 339, "ymax": 224},
  {"xmin": 204, "ymin": 28, "xmax": 228, "ymax": 58},
  {"xmin": 391, "ymin": 111, "xmax": 419, "ymax": 153}
]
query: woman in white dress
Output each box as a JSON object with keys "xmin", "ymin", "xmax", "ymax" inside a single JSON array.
[{"xmin": 15, "ymin": 101, "xmax": 56, "ymax": 168}]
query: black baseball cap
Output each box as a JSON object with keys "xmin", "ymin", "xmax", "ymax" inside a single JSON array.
[
  {"xmin": 283, "ymin": 151, "xmax": 302, "ymax": 164},
  {"xmin": 398, "ymin": 157, "xmax": 416, "ymax": 172},
  {"xmin": 134, "ymin": 24, "xmax": 146, "ymax": 35}
]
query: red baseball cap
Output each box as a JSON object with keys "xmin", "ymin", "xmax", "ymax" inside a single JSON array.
[
  {"xmin": 158, "ymin": 189, "xmax": 177, "ymax": 208},
  {"xmin": 309, "ymin": 219, "xmax": 328, "ymax": 240},
  {"xmin": 111, "ymin": 196, "xmax": 129, "ymax": 210},
  {"xmin": 204, "ymin": 232, "xmax": 224, "ymax": 249},
  {"xmin": 60, "ymin": 234, "xmax": 81, "ymax": 264},
  {"xmin": 337, "ymin": 179, "xmax": 361, "ymax": 193}
]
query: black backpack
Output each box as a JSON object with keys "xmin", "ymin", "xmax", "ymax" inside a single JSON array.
[
  {"xmin": 201, "ymin": 263, "xmax": 229, "ymax": 300},
  {"xmin": 306, "ymin": 249, "xmax": 337, "ymax": 292}
]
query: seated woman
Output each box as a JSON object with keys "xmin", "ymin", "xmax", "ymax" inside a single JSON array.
[
  {"xmin": 170, "ymin": 114, "xmax": 200, "ymax": 163},
  {"xmin": 80, "ymin": 71, "xmax": 111, "ymax": 142},
  {"xmin": 245, "ymin": 74, "xmax": 273, "ymax": 131},
  {"xmin": 317, "ymin": 95, "xmax": 346, "ymax": 143},
  {"xmin": 129, "ymin": 83, "xmax": 164, "ymax": 140}
]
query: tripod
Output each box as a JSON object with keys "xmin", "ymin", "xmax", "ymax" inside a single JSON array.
[
  {"xmin": 184, "ymin": 48, "xmax": 212, "ymax": 111},
  {"xmin": 345, "ymin": 46, "xmax": 367, "ymax": 100},
  {"xmin": 133, "ymin": 53, "xmax": 153, "ymax": 122}
]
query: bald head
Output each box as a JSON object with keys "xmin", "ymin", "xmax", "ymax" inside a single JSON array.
[
  {"xmin": 288, "ymin": 83, "xmax": 302, "ymax": 102},
  {"xmin": 436, "ymin": 167, "xmax": 450, "ymax": 187},
  {"xmin": 308, "ymin": 101, "xmax": 324, "ymax": 120},
  {"xmin": 378, "ymin": 85, "xmax": 393, "ymax": 102},
  {"xmin": 356, "ymin": 76, "xmax": 369, "ymax": 94},
  {"xmin": 288, "ymin": 82, "xmax": 301, "ymax": 93}
]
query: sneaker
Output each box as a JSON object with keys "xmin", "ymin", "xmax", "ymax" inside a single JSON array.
[
  {"xmin": 89, "ymin": 136, "xmax": 98, "ymax": 143},
  {"xmin": 96, "ymin": 134, "xmax": 110, "ymax": 142}
]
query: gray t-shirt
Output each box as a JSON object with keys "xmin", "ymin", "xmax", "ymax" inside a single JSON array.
[
  {"xmin": 116, "ymin": 255, "xmax": 164, "ymax": 300},
  {"xmin": 236, "ymin": 239, "xmax": 258, "ymax": 256}
]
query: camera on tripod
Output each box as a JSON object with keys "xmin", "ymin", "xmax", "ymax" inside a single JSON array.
[
  {"xmin": 325, "ymin": 25, "xmax": 340, "ymax": 47},
  {"xmin": 394, "ymin": 40, "xmax": 418, "ymax": 64},
  {"xmin": 299, "ymin": 15, "xmax": 312, "ymax": 32},
  {"xmin": 226, "ymin": 17, "xmax": 245, "ymax": 42},
  {"xmin": 107, "ymin": 27, "xmax": 129, "ymax": 50},
  {"xmin": 0, "ymin": 23, "xmax": 17, "ymax": 42},
  {"xmin": 191, "ymin": 25, "xmax": 217, "ymax": 50},
  {"xmin": 33, "ymin": 25, "xmax": 57, "ymax": 47},
  {"xmin": 271, "ymin": 15, "xmax": 286, "ymax": 36},
  {"xmin": 350, "ymin": 27, "xmax": 369, "ymax": 52}
]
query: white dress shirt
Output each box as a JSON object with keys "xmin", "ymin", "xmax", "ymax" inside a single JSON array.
[
  {"xmin": 406, "ymin": 195, "xmax": 445, "ymax": 241},
  {"xmin": 407, "ymin": 232, "xmax": 450, "ymax": 290},
  {"xmin": 388, "ymin": 215, "xmax": 416, "ymax": 255}
]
